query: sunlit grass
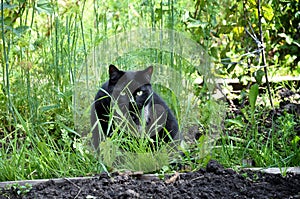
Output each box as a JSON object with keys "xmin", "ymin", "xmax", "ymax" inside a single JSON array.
[{"xmin": 0, "ymin": 0, "xmax": 299, "ymax": 182}]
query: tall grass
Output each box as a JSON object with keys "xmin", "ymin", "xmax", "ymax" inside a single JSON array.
[
  {"xmin": 0, "ymin": 0, "xmax": 99, "ymax": 181},
  {"xmin": 1, "ymin": 0, "xmax": 298, "ymax": 182},
  {"xmin": 214, "ymin": 104, "xmax": 300, "ymax": 168},
  {"xmin": 0, "ymin": 0, "xmax": 212, "ymax": 181}
]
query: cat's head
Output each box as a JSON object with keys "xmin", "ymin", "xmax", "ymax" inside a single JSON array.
[{"xmin": 108, "ymin": 64, "xmax": 153, "ymax": 110}]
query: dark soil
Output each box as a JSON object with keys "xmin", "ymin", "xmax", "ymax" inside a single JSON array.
[{"xmin": 1, "ymin": 160, "xmax": 299, "ymax": 199}]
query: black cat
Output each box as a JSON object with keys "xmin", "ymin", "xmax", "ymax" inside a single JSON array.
[{"xmin": 90, "ymin": 65, "xmax": 179, "ymax": 149}]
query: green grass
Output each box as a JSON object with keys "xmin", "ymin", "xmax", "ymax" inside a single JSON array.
[
  {"xmin": 0, "ymin": 0, "xmax": 299, "ymax": 182},
  {"xmin": 213, "ymin": 104, "xmax": 300, "ymax": 168},
  {"xmin": 0, "ymin": 0, "xmax": 208, "ymax": 181}
]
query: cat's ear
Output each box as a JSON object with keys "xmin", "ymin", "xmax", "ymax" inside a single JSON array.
[
  {"xmin": 109, "ymin": 64, "xmax": 119, "ymax": 76},
  {"xmin": 109, "ymin": 64, "xmax": 122, "ymax": 83},
  {"xmin": 143, "ymin": 66, "xmax": 153, "ymax": 82}
]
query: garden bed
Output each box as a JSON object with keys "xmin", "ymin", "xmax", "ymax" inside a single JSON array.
[{"xmin": 0, "ymin": 160, "xmax": 299, "ymax": 198}]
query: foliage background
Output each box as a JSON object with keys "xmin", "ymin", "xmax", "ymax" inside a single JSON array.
[{"xmin": 0, "ymin": 0, "xmax": 299, "ymax": 181}]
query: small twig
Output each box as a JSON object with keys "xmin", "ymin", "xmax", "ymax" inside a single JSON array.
[
  {"xmin": 165, "ymin": 172, "xmax": 179, "ymax": 184},
  {"xmin": 257, "ymin": 0, "xmax": 274, "ymax": 109},
  {"xmin": 190, "ymin": 175, "xmax": 204, "ymax": 182},
  {"xmin": 64, "ymin": 178, "xmax": 82, "ymax": 199}
]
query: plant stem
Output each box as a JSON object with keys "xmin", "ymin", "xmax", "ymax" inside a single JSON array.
[
  {"xmin": 257, "ymin": 0, "xmax": 274, "ymax": 109},
  {"xmin": 1, "ymin": 0, "xmax": 15, "ymax": 123}
]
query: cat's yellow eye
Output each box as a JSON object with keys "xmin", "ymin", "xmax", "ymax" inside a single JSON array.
[
  {"xmin": 136, "ymin": 90, "xmax": 143, "ymax": 96},
  {"xmin": 120, "ymin": 91, "xmax": 126, "ymax": 96}
]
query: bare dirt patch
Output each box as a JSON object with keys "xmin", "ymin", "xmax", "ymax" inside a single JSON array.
[{"xmin": 1, "ymin": 160, "xmax": 299, "ymax": 199}]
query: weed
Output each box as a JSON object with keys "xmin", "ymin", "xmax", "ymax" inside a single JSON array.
[{"xmin": 4, "ymin": 183, "xmax": 32, "ymax": 196}]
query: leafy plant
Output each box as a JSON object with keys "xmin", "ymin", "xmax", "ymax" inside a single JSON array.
[{"xmin": 6, "ymin": 183, "xmax": 32, "ymax": 196}]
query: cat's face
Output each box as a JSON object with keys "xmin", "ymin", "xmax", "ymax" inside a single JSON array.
[{"xmin": 108, "ymin": 65, "xmax": 153, "ymax": 120}]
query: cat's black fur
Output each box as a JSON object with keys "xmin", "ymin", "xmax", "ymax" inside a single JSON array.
[{"xmin": 91, "ymin": 65, "xmax": 179, "ymax": 148}]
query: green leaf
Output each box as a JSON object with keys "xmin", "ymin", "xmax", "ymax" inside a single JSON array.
[
  {"xmin": 262, "ymin": 4, "xmax": 274, "ymax": 21},
  {"xmin": 40, "ymin": 104, "xmax": 60, "ymax": 112},
  {"xmin": 249, "ymin": 83, "xmax": 259, "ymax": 113},
  {"xmin": 248, "ymin": 0, "xmax": 256, "ymax": 6},
  {"xmin": 0, "ymin": 3, "xmax": 17, "ymax": 10},
  {"xmin": 37, "ymin": 141, "xmax": 48, "ymax": 154},
  {"xmin": 13, "ymin": 26, "xmax": 30, "ymax": 36},
  {"xmin": 35, "ymin": 0, "xmax": 53, "ymax": 15},
  {"xmin": 226, "ymin": 119, "xmax": 244, "ymax": 128},
  {"xmin": 291, "ymin": 136, "xmax": 300, "ymax": 145},
  {"xmin": 227, "ymin": 62, "xmax": 237, "ymax": 73},
  {"xmin": 210, "ymin": 47, "xmax": 219, "ymax": 59},
  {"xmin": 278, "ymin": 33, "xmax": 293, "ymax": 45},
  {"xmin": 187, "ymin": 20, "xmax": 208, "ymax": 29},
  {"xmin": 254, "ymin": 69, "xmax": 265, "ymax": 85}
]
